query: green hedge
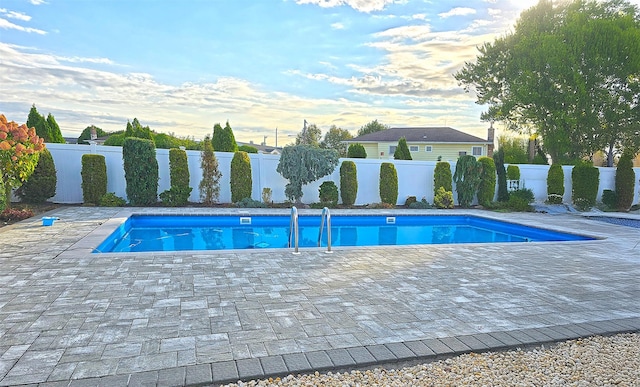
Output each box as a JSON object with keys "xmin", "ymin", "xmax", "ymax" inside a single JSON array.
[
  {"xmin": 339, "ymin": 161, "xmax": 357, "ymax": 206},
  {"xmin": 615, "ymin": 150, "xmax": 635, "ymax": 211},
  {"xmin": 81, "ymin": 154, "xmax": 107, "ymax": 205},
  {"xmin": 347, "ymin": 143, "xmax": 367, "ymax": 158},
  {"xmin": 379, "ymin": 162, "xmax": 398, "ymax": 205},
  {"xmin": 571, "ymin": 161, "xmax": 599, "ymax": 211},
  {"xmin": 477, "ymin": 156, "xmax": 496, "ymax": 207},
  {"xmin": 16, "ymin": 149, "xmax": 57, "ymax": 203},
  {"xmin": 123, "ymin": 138, "xmax": 158, "ymax": 206},
  {"xmin": 231, "ymin": 151, "xmax": 252, "ymax": 203},
  {"xmin": 546, "ymin": 164, "xmax": 564, "ymax": 204}
]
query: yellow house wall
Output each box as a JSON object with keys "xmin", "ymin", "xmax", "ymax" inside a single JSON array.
[{"xmin": 362, "ymin": 142, "xmax": 488, "ymax": 161}]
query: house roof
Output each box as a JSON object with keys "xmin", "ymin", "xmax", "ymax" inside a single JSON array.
[{"xmin": 346, "ymin": 127, "xmax": 488, "ymax": 144}]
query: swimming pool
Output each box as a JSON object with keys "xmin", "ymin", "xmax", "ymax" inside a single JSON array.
[{"xmin": 93, "ymin": 214, "xmax": 594, "ymax": 253}]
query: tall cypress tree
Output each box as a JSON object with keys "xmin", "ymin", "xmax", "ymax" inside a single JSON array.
[
  {"xmin": 46, "ymin": 113, "xmax": 65, "ymax": 143},
  {"xmin": 223, "ymin": 121, "xmax": 238, "ymax": 152},
  {"xmin": 26, "ymin": 104, "xmax": 51, "ymax": 142},
  {"xmin": 212, "ymin": 123, "xmax": 224, "ymax": 151}
]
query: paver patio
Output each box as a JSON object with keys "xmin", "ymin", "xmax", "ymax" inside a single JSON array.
[{"xmin": 0, "ymin": 207, "xmax": 639, "ymax": 386}]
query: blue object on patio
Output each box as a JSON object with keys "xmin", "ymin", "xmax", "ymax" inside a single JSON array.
[{"xmin": 42, "ymin": 217, "xmax": 58, "ymax": 226}]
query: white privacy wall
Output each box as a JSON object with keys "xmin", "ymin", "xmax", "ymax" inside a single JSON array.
[{"xmin": 46, "ymin": 143, "xmax": 640, "ymax": 206}]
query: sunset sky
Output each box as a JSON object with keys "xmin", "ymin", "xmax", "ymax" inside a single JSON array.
[{"xmin": 2, "ymin": 0, "xmax": 638, "ymax": 145}]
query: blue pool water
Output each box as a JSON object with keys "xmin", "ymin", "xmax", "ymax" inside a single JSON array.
[{"xmin": 93, "ymin": 215, "xmax": 594, "ymax": 253}]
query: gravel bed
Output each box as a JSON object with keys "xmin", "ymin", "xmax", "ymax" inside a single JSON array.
[
  {"xmin": 221, "ymin": 333, "xmax": 639, "ymax": 386},
  {"xmin": 588, "ymin": 216, "xmax": 640, "ymax": 228}
]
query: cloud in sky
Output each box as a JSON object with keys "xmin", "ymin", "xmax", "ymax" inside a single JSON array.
[
  {"xmin": 438, "ymin": 7, "xmax": 477, "ymax": 19},
  {"xmin": 0, "ymin": 9, "xmax": 32, "ymax": 21},
  {"xmin": 0, "ymin": 17, "xmax": 46, "ymax": 34},
  {"xmin": 295, "ymin": 0, "xmax": 397, "ymax": 13},
  {"xmin": 0, "ymin": 0, "xmax": 589, "ymax": 143}
]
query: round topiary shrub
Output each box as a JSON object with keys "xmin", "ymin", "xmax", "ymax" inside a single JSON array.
[
  {"xmin": 434, "ymin": 186, "xmax": 454, "ymax": 209},
  {"xmin": 339, "ymin": 160, "xmax": 357, "ymax": 206},
  {"xmin": 15, "ymin": 148, "xmax": 57, "ymax": 203},
  {"xmin": 318, "ymin": 181, "xmax": 338, "ymax": 207},
  {"xmin": 434, "ymin": 161, "xmax": 452, "ymax": 195},
  {"xmin": 347, "ymin": 143, "xmax": 367, "ymax": 158},
  {"xmin": 546, "ymin": 164, "xmax": 565, "ymax": 204},
  {"xmin": 571, "ymin": 161, "xmax": 599, "ymax": 211},
  {"xmin": 81, "ymin": 154, "xmax": 107, "ymax": 205},
  {"xmin": 231, "ymin": 151, "xmax": 252, "ymax": 203},
  {"xmin": 615, "ymin": 150, "xmax": 635, "ymax": 211},
  {"xmin": 379, "ymin": 162, "xmax": 398, "ymax": 205},
  {"xmin": 477, "ymin": 156, "xmax": 496, "ymax": 207}
]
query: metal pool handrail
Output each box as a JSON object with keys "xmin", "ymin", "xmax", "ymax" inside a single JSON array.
[
  {"xmin": 318, "ymin": 207, "xmax": 332, "ymax": 253},
  {"xmin": 288, "ymin": 206, "xmax": 300, "ymax": 254}
]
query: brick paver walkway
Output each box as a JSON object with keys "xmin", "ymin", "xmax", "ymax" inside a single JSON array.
[{"xmin": 1, "ymin": 207, "xmax": 638, "ymax": 386}]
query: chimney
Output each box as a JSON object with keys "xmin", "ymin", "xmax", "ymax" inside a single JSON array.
[
  {"xmin": 90, "ymin": 126, "xmax": 97, "ymax": 140},
  {"xmin": 487, "ymin": 122, "xmax": 495, "ymax": 157}
]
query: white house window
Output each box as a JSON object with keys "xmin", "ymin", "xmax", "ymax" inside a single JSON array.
[
  {"xmin": 458, "ymin": 151, "xmax": 467, "ymax": 156},
  {"xmin": 472, "ymin": 146, "xmax": 483, "ymax": 156},
  {"xmin": 425, "ymin": 145, "xmax": 432, "ymax": 152},
  {"xmin": 409, "ymin": 145, "xmax": 419, "ymax": 152},
  {"xmin": 389, "ymin": 145, "xmax": 397, "ymax": 154}
]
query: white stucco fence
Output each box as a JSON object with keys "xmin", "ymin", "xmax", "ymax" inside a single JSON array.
[{"xmin": 45, "ymin": 143, "xmax": 640, "ymax": 206}]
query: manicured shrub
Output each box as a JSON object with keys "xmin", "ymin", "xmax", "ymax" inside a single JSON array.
[
  {"xmin": 339, "ymin": 160, "xmax": 357, "ymax": 205},
  {"xmin": 615, "ymin": 150, "xmax": 635, "ymax": 211},
  {"xmin": 123, "ymin": 138, "xmax": 158, "ymax": 206},
  {"xmin": 453, "ymin": 155, "xmax": 482, "ymax": 208},
  {"xmin": 433, "ymin": 161, "xmax": 452, "ymax": 195},
  {"xmin": 477, "ymin": 156, "xmax": 496, "ymax": 207},
  {"xmin": 572, "ymin": 161, "xmax": 599, "ymax": 211},
  {"xmin": 546, "ymin": 164, "xmax": 565, "ymax": 204},
  {"xmin": 199, "ymin": 136, "xmax": 222, "ymax": 205},
  {"xmin": 507, "ymin": 195, "xmax": 533, "ymax": 212},
  {"xmin": 81, "ymin": 154, "xmax": 107, "ymax": 205},
  {"xmin": 506, "ymin": 165, "xmax": 520, "ymax": 180},
  {"xmin": 318, "ymin": 181, "xmax": 338, "ymax": 207},
  {"xmin": 393, "ymin": 137, "xmax": 412, "ymax": 160},
  {"xmin": 16, "ymin": 149, "xmax": 56, "ymax": 203},
  {"xmin": 601, "ymin": 189, "xmax": 617, "ymax": 209},
  {"xmin": 434, "ymin": 186, "xmax": 454, "ymax": 209},
  {"xmin": 230, "ymin": 151, "xmax": 252, "ymax": 203},
  {"xmin": 493, "ymin": 149, "xmax": 509, "ymax": 202},
  {"xmin": 379, "ymin": 162, "xmax": 398, "ymax": 205},
  {"xmin": 405, "ymin": 196, "xmax": 417, "ymax": 207},
  {"xmin": 99, "ymin": 192, "xmax": 126, "ymax": 207},
  {"xmin": 510, "ymin": 188, "xmax": 534, "ymax": 203},
  {"xmin": 160, "ymin": 148, "xmax": 191, "ymax": 206},
  {"xmin": 408, "ymin": 198, "xmax": 431, "ymax": 209},
  {"xmin": 347, "ymin": 143, "xmax": 367, "ymax": 158}
]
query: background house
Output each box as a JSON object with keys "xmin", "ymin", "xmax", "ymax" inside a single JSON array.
[{"xmin": 345, "ymin": 126, "xmax": 494, "ymax": 161}]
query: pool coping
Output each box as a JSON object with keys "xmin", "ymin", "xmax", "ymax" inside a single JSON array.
[{"xmin": 69, "ymin": 208, "xmax": 606, "ymax": 258}]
